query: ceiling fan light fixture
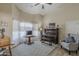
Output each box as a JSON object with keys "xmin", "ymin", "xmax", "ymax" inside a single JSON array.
[
  {"xmin": 47, "ymin": 3, "xmax": 52, "ymax": 5},
  {"xmin": 34, "ymin": 3, "xmax": 53, "ymax": 9},
  {"xmin": 42, "ymin": 5, "xmax": 44, "ymax": 9}
]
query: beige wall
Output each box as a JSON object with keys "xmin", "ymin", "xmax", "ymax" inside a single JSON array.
[
  {"xmin": 12, "ymin": 4, "xmax": 20, "ymax": 20},
  {"xmin": 0, "ymin": 4, "xmax": 12, "ymax": 38},
  {"xmin": 1, "ymin": 4, "xmax": 79, "ymax": 42},
  {"xmin": 13, "ymin": 6, "xmax": 43, "ymax": 33},
  {"xmin": 12, "ymin": 5, "xmax": 43, "ymax": 44},
  {"xmin": 19, "ymin": 10, "xmax": 43, "ymax": 24},
  {"xmin": 12, "ymin": 4, "xmax": 43, "ymax": 26},
  {"xmin": 15, "ymin": 6, "xmax": 43, "ymax": 28},
  {"xmin": 14, "ymin": 4, "xmax": 79, "ymax": 42},
  {"xmin": 43, "ymin": 4, "xmax": 79, "ymax": 41}
]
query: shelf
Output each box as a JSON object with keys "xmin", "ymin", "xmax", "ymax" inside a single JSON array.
[
  {"xmin": 42, "ymin": 34, "xmax": 56, "ymax": 37},
  {"xmin": 45, "ymin": 28, "xmax": 57, "ymax": 30},
  {"xmin": 41, "ymin": 24, "xmax": 59, "ymax": 44}
]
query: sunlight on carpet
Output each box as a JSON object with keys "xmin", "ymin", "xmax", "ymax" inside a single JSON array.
[{"xmin": 12, "ymin": 41, "xmax": 56, "ymax": 56}]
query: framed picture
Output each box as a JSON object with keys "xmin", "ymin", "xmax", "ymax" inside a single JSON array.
[{"xmin": 49, "ymin": 23, "xmax": 56, "ymax": 28}]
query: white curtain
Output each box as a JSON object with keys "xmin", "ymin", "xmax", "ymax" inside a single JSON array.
[
  {"xmin": 12, "ymin": 20, "xmax": 20, "ymax": 45},
  {"xmin": 19, "ymin": 22, "xmax": 33, "ymax": 39},
  {"xmin": 12, "ymin": 20, "xmax": 40, "ymax": 45}
]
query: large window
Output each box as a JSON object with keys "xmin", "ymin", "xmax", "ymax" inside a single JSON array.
[
  {"xmin": 19, "ymin": 22, "xmax": 33, "ymax": 38},
  {"xmin": 12, "ymin": 20, "xmax": 40, "ymax": 44}
]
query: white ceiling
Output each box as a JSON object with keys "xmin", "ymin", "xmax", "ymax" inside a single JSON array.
[
  {"xmin": 15, "ymin": 3, "xmax": 61, "ymax": 15},
  {"xmin": 15, "ymin": 3, "xmax": 79, "ymax": 15}
]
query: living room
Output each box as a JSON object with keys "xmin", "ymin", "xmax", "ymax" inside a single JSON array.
[{"xmin": 0, "ymin": 3, "xmax": 79, "ymax": 56}]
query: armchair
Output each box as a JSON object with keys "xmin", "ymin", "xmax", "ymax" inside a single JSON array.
[
  {"xmin": 61, "ymin": 34, "xmax": 79, "ymax": 55},
  {"xmin": 61, "ymin": 42, "xmax": 78, "ymax": 55}
]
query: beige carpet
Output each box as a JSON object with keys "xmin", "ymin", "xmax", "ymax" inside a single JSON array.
[{"xmin": 12, "ymin": 41, "xmax": 56, "ymax": 56}]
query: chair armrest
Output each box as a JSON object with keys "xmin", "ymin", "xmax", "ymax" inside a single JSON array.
[
  {"xmin": 61, "ymin": 42, "xmax": 70, "ymax": 48},
  {"xmin": 61, "ymin": 42, "xmax": 70, "ymax": 45}
]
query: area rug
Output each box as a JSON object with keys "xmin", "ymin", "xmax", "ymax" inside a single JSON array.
[{"xmin": 12, "ymin": 41, "xmax": 56, "ymax": 56}]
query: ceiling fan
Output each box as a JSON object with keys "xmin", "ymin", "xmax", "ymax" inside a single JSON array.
[{"xmin": 34, "ymin": 3, "xmax": 52, "ymax": 9}]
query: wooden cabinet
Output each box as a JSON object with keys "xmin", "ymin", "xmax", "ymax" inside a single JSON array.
[{"xmin": 41, "ymin": 23, "xmax": 59, "ymax": 45}]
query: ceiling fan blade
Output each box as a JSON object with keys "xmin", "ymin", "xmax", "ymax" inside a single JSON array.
[
  {"xmin": 47, "ymin": 3, "xmax": 52, "ymax": 5},
  {"xmin": 34, "ymin": 3, "xmax": 40, "ymax": 6},
  {"xmin": 42, "ymin": 5, "xmax": 44, "ymax": 9}
]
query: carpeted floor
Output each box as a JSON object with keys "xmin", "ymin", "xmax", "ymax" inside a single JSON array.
[{"xmin": 12, "ymin": 41, "xmax": 56, "ymax": 56}]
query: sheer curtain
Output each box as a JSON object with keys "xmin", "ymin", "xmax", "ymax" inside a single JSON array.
[
  {"xmin": 19, "ymin": 22, "xmax": 33, "ymax": 39},
  {"xmin": 12, "ymin": 20, "xmax": 40, "ymax": 45},
  {"xmin": 12, "ymin": 20, "xmax": 20, "ymax": 45}
]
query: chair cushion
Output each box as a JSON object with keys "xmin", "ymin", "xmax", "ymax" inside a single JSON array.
[
  {"xmin": 64, "ymin": 37, "xmax": 75, "ymax": 43},
  {"xmin": 61, "ymin": 42, "xmax": 69, "ymax": 50},
  {"xmin": 71, "ymin": 34, "xmax": 79, "ymax": 43}
]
